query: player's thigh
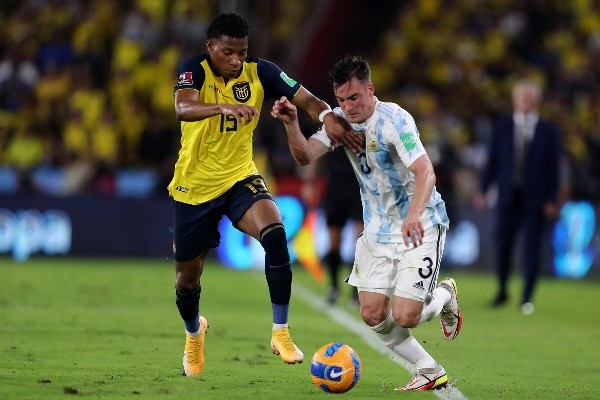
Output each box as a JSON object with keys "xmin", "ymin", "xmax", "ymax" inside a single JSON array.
[
  {"xmin": 173, "ymin": 200, "xmax": 223, "ymax": 263},
  {"xmin": 394, "ymin": 226, "xmax": 446, "ymax": 302},
  {"xmin": 226, "ymin": 175, "xmax": 280, "ymax": 240},
  {"xmin": 237, "ymin": 199, "xmax": 281, "ymax": 240}
]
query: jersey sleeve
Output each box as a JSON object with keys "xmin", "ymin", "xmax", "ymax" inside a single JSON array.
[
  {"xmin": 309, "ymin": 126, "xmax": 336, "ymax": 151},
  {"xmin": 313, "ymin": 107, "xmax": 346, "ymax": 150},
  {"xmin": 256, "ymin": 58, "xmax": 302, "ymax": 99},
  {"xmin": 387, "ymin": 110, "xmax": 426, "ymax": 167},
  {"xmin": 173, "ymin": 55, "xmax": 206, "ymax": 93}
]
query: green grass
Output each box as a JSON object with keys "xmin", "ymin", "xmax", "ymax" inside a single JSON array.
[{"xmin": 0, "ymin": 257, "xmax": 598, "ymax": 399}]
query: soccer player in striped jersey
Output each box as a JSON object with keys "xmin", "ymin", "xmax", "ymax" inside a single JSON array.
[
  {"xmin": 169, "ymin": 13, "xmax": 362, "ymax": 377},
  {"xmin": 272, "ymin": 55, "xmax": 463, "ymax": 391}
]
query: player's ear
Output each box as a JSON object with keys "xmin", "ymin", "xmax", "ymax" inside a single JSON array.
[{"xmin": 368, "ymin": 82, "xmax": 375, "ymax": 95}]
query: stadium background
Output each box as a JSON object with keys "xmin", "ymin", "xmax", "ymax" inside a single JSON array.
[{"xmin": 0, "ymin": 0, "xmax": 598, "ymax": 279}]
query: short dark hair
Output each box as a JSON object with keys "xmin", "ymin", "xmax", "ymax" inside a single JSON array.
[
  {"xmin": 328, "ymin": 55, "xmax": 371, "ymax": 89},
  {"xmin": 206, "ymin": 12, "xmax": 249, "ymax": 39}
]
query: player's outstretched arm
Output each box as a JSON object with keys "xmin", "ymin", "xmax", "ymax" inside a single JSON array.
[
  {"xmin": 272, "ymin": 96, "xmax": 329, "ymax": 166},
  {"xmin": 291, "ymin": 87, "xmax": 364, "ymax": 152},
  {"xmin": 175, "ymin": 88, "xmax": 258, "ymax": 125}
]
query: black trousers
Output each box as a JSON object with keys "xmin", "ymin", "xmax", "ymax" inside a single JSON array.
[{"xmin": 494, "ymin": 189, "xmax": 546, "ymax": 304}]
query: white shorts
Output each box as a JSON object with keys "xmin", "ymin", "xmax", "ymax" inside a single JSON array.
[{"xmin": 347, "ymin": 225, "xmax": 446, "ymax": 302}]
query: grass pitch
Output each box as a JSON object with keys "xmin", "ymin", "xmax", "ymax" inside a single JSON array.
[{"xmin": 0, "ymin": 257, "xmax": 598, "ymax": 399}]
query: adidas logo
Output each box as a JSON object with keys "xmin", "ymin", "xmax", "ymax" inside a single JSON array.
[{"xmin": 412, "ymin": 280, "xmax": 424, "ymax": 290}]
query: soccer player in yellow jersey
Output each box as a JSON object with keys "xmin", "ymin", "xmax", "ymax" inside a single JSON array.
[{"xmin": 168, "ymin": 12, "xmax": 362, "ymax": 377}]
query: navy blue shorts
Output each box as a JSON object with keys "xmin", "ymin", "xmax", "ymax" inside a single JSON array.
[{"xmin": 172, "ymin": 175, "xmax": 274, "ymax": 262}]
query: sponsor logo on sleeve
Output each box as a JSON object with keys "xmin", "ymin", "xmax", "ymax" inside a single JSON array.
[
  {"xmin": 279, "ymin": 71, "xmax": 297, "ymax": 87},
  {"xmin": 400, "ymin": 131, "xmax": 416, "ymax": 151},
  {"xmin": 178, "ymin": 72, "xmax": 193, "ymax": 85}
]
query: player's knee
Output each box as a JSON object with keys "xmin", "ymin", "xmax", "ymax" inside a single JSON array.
[
  {"xmin": 175, "ymin": 259, "xmax": 204, "ymax": 291},
  {"xmin": 360, "ymin": 305, "xmax": 388, "ymax": 327},
  {"xmin": 175, "ymin": 271, "xmax": 200, "ymax": 292},
  {"xmin": 260, "ymin": 223, "xmax": 290, "ymax": 267},
  {"xmin": 392, "ymin": 308, "xmax": 420, "ymax": 328},
  {"xmin": 176, "ymin": 273, "xmax": 199, "ymax": 291}
]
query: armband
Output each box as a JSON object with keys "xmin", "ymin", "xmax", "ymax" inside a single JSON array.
[{"xmin": 318, "ymin": 107, "xmax": 333, "ymax": 123}]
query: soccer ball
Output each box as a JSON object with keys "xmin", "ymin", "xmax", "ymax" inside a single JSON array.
[{"xmin": 310, "ymin": 342, "xmax": 362, "ymax": 393}]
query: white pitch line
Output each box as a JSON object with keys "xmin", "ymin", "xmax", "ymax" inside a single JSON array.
[{"xmin": 294, "ymin": 285, "xmax": 467, "ymax": 400}]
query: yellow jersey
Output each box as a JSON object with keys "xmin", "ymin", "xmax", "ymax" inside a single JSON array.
[{"xmin": 168, "ymin": 54, "xmax": 301, "ymax": 204}]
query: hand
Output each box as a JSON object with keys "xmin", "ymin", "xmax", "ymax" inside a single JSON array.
[
  {"xmin": 401, "ymin": 212, "xmax": 424, "ymax": 247},
  {"xmin": 322, "ymin": 113, "xmax": 364, "ymax": 152},
  {"xmin": 271, "ymin": 96, "xmax": 297, "ymax": 124},
  {"xmin": 221, "ymin": 104, "xmax": 259, "ymax": 126}
]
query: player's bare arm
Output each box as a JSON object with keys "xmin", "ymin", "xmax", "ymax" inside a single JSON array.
[
  {"xmin": 175, "ymin": 88, "xmax": 258, "ymax": 125},
  {"xmin": 299, "ymin": 155, "xmax": 321, "ymax": 208},
  {"xmin": 290, "ymin": 87, "xmax": 364, "ymax": 152},
  {"xmin": 402, "ymin": 154, "xmax": 436, "ymax": 247},
  {"xmin": 272, "ymin": 96, "xmax": 329, "ymax": 166}
]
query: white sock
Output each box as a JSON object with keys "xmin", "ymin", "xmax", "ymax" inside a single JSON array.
[
  {"xmin": 395, "ymin": 336, "xmax": 437, "ymax": 370},
  {"xmin": 417, "ymin": 287, "xmax": 451, "ymax": 326},
  {"xmin": 371, "ymin": 309, "xmax": 436, "ymax": 370},
  {"xmin": 272, "ymin": 323, "xmax": 288, "ymax": 331},
  {"xmin": 186, "ymin": 329, "xmax": 201, "ymax": 338}
]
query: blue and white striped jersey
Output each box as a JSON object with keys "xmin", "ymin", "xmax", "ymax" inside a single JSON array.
[{"xmin": 312, "ymin": 98, "xmax": 449, "ymax": 243}]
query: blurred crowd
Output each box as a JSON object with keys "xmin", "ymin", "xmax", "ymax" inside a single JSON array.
[
  {"xmin": 368, "ymin": 0, "xmax": 600, "ymax": 211},
  {"xmin": 0, "ymin": 0, "xmax": 218, "ymax": 196},
  {"xmin": 0, "ymin": 0, "xmax": 599, "ymax": 206}
]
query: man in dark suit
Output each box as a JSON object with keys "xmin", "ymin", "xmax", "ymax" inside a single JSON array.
[{"xmin": 474, "ymin": 79, "xmax": 561, "ymax": 314}]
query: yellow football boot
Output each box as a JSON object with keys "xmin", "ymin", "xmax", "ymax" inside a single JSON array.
[
  {"xmin": 183, "ymin": 316, "xmax": 208, "ymax": 376},
  {"xmin": 271, "ymin": 327, "xmax": 304, "ymax": 364}
]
